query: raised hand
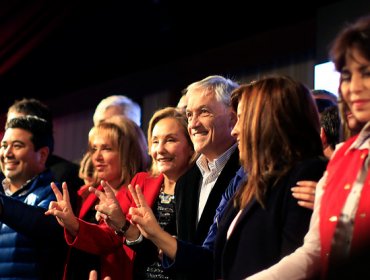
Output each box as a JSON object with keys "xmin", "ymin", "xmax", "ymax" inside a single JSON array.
[
  {"xmin": 45, "ymin": 182, "xmax": 80, "ymax": 236},
  {"xmin": 88, "ymin": 180, "xmax": 126, "ymax": 231},
  {"xmin": 128, "ymin": 184, "xmax": 162, "ymax": 239},
  {"xmin": 291, "ymin": 180, "xmax": 317, "ymax": 210},
  {"xmin": 128, "ymin": 184, "xmax": 178, "ymax": 259}
]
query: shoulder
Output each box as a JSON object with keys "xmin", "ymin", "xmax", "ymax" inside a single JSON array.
[
  {"xmin": 330, "ymin": 135, "xmax": 358, "ymax": 162},
  {"xmin": 130, "ymin": 172, "xmax": 164, "ymax": 188},
  {"xmin": 179, "ymin": 164, "xmax": 200, "ymax": 180},
  {"xmin": 175, "ymin": 164, "xmax": 200, "ymax": 196},
  {"xmin": 131, "ymin": 171, "xmax": 160, "ymax": 181},
  {"xmin": 25, "ymin": 171, "xmax": 61, "ymax": 208},
  {"xmin": 38, "ymin": 170, "xmax": 60, "ymax": 187},
  {"xmin": 176, "ymin": 164, "xmax": 200, "ymax": 184},
  {"xmin": 289, "ymin": 156, "xmax": 328, "ymax": 183}
]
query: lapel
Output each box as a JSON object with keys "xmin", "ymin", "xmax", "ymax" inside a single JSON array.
[
  {"xmin": 175, "ymin": 164, "xmax": 202, "ymax": 242},
  {"xmin": 141, "ymin": 173, "xmax": 163, "ymax": 207},
  {"xmin": 221, "ymin": 196, "xmax": 258, "ymax": 241},
  {"xmin": 232, "ymin": 197, "xmax": 257, "ymax": 234}
]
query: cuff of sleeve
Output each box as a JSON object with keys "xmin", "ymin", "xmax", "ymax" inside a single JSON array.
[{"xmin": 125, "ymin": 233, "xmax": 143, "ymax": 245}]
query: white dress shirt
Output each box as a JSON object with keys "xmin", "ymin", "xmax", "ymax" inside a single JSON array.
[{"xmin": 196, "ymin": 144, "xmax": 237, "ymax": 223}]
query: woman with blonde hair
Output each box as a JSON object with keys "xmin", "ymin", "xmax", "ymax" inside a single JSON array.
[
  {"xmin": 46, "ymin": 116, "xmax": 149, "ymax": 280},
  {"xmin": 88, "ymin": 107, "xmax": 196, "ymax": 280}
]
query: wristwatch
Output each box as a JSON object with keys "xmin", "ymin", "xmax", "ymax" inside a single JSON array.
[{"xmin": 115, "ymin": 218, "xmax": 130, "ymax": 236}]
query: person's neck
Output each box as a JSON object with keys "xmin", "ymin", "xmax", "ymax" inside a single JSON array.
[
  {"xmin": 9, "ymin": 177, "xmax": 32, "ymax": 193},
  {"xmin": 107, "ymin": 178, "xmax": 125, "ymax": 195},
  {"xmin": 204, "ymin": 142, "xmax": 236, "ymax": 162},
  {"xmin": 8, "ymin": 168, "xmax": 44, "ymax": 193},
  {"xmin": 162, "ymin": 176, "xmax": 176, "ymax": 195}
]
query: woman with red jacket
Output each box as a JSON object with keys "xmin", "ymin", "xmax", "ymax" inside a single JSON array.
[
  {"xmin": 92, "ymin": 107, "xmax": 195, "ymax": 280},
  {"xmin": 47, "ymin": 107, "xmax": 195, "ymax": 280},
  {"xmin": 46, "ymin": 115, "xmax": 149, "ymax": 280}
]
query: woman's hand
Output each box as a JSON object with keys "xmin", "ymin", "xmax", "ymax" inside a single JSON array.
[
  {"xmin": 291, "ymin": 180, "xmax": 317, "ymax": 210},
  {"xmin": 45, "ymin": 182, "xmax": 80, "ymax": 236},
  {"xmin": 128, "ymin": 184, "xmax": 163, "ymax": 239},
  {"xmin": 128, "ymin": 184, "xmax": 178, "ymax": 259},
  {"xmin": 89, "ymin": 180, "xmax": 126, "ymax": 231}
]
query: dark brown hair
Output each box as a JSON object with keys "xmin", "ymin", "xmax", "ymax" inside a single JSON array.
[
  {"xmin": 329, "ymin": 15, "xmax": 370, "ymax": 139},
  {"xmin": 232, "ymin": 75, "xmax": 323, "ymax": 208},
  {"xmin": 330, "ymin": 15, "xmax": 370, "ymax": 73}
]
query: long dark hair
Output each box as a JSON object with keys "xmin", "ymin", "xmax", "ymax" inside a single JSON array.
[{"xmin": 232, "ymin": 75, "xmax": 323, "ymax": 208}]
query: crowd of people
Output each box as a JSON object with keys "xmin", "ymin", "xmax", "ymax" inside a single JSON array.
[{"xmin": 0, "ymin": 13, "xmax": 369, "ymax": 280}]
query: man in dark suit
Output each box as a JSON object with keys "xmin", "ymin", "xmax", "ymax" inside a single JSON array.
[
  {"xmin": 3, "ymin": 98, "xmax": 83, "ymax": 212},
  {"xmin": 175, "ymin": 75, "xmax": 240, "ymax": 247}
]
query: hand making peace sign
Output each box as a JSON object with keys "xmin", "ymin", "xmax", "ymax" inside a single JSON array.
[{"xmin": 45, "ymin": 182, "xmax": 80, "ymax": 236}]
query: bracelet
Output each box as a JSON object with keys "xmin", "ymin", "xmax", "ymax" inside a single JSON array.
[
  {"xmin": 125, "ymin": 234, "xmax": 144, "ymax": 245},
  {"xmin": 114, "ymin": 218, "xmax": 130, "ymax": 236}
]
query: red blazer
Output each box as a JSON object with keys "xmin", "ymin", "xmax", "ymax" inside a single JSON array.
[
  {"xmin": 77, "ymin": 184, "xmax": 102, "ymax": 219},
  {"xmin": 119, "ymin": 172, "xmax": 163, "ymax": 214},
  {"xmin": 320, "ymin": 135, "xmax": 370, "ymax": 277},
  {"xmin": 64, "ymin": 172, "xmax": 163, "ymax": 280},
  {"xmin": 63, "ymin": 184, "xmax": 133, "ymax": 280}
]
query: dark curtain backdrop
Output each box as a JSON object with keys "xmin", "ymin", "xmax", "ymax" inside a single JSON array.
[{"xmin": 0, "ymin": 0, "xmax": 75, "ymax": 75}]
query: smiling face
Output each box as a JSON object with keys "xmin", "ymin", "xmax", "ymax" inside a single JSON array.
[
  {"xmin": 340, "ymin": 48, "xmax": 370, "ymax": 123},
  {"xmin": 186, "ymin": 90, "xmax": 236, "ymax": 161},
  {"xmin": 151, "ymin": 117, "xmax": 193, "ymax": 181},
  {"xmin": 0, "ymin": 128, "xmax": 46, "ymax": 189},
  {"xmin": 90, "ymin": 134, "xmax": 121, "ymax": 189}
]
